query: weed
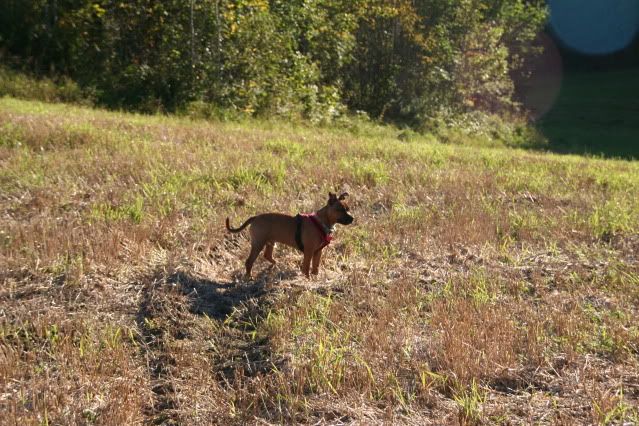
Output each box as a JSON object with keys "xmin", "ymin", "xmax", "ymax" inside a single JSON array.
[
  {"xmin": 589, "ymin": 200, "xmax": 636, "ymax": 240},
  {"xmin": 591, "ymin": 387, "xmax": 638, "ymax": 425},
  {"xmin": 90, "ymin": 195, "xmax": 145, "ymax": 223},
  {"xmin": 263, "ymin": 139, "xmax": 307, "ymax": 159},
  {"xmin": 224, "ymin": 166, "xmax": 281, "ymax": 192},
  {"xmin": 391, "ymin": 202, "xmax": 425, "ymax": 223},
  {"xmin": 454, "ymin": 379, "xmax": 486, "ymax": 425},
  {"xmin": 340, "ymin": 158, "xmax": 390, "ymax": 186}
]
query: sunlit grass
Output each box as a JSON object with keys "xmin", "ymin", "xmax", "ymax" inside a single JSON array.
[{"xmin": 1, "ymin": 96, "xmax": 638, "ymax": 424}]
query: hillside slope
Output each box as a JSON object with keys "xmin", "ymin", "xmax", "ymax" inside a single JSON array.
[
  {"xmin": 539, "ymin": 69, "xmax": 639, "ymax": 158},
  {"xmin": 1, "ymin": 97, "xmax": 638, "ymax": 424}
]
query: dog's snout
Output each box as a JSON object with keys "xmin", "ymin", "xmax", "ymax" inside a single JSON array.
[{"xmin": 340, "ymin": 214, "xmax": 354, "ymax": 225}]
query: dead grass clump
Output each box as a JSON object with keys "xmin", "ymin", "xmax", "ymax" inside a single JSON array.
[
  {"xmin": 427, "ymin": 295, "xmax": 545, "ymax": 388},
  {"xmin": 0, "ymin": 312, "xmax": 149, "ymax": 425},
  {"xmin": 588, "ymin": 383, "xmax": 639, "ymax": 425},
  {"xmin": 430, "ymin": 172, "xmax": 503, "ymax": 247}
]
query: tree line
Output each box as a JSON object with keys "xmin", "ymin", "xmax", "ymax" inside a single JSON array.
[{"xmin": 0, "ymin": 0, "xmax": 547, "ymax": 126}]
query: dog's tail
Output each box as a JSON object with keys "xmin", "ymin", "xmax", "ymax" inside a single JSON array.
[{"xmin": 226, "ymin": 216, "xmax": 255, "ymax": 233}]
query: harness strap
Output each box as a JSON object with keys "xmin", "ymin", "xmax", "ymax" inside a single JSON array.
[
  {"xmin": 294, "ymin": 213, "xmax": 333, "ymax": 252},
  {"xmin": 295, "ymin": 214, "xmax": 305, "ymax": 252}
]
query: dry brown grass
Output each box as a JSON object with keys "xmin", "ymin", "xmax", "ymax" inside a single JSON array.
[{"xmin": 1, "ymin": 97, "xmax": 638, "ymax": 424}]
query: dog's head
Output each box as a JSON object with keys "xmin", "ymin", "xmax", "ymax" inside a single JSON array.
[{"xmin": 326, "ymin": 192, "xmax": 354, "ymax": 225}]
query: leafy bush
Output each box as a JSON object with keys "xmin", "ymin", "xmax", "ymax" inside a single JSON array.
[
  {"xmin": 429, "ymin": 110, "xmax": 549, "ymax": 149},
  {"xmin": 0, "ymin": 67, "xmax": 90, "ymax": 104}
]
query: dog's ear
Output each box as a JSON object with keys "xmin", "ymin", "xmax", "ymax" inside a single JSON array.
[
  {"xmin": 338, "ymin": 192, "xmax": 349, "ymax": 201},
  {"xmin": 328, "ymin": 192, "xmax": 338, "ymax": 204}
]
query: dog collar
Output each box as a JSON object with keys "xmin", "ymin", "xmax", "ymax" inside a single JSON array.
[{"xmin": 316, "ymin": 217, "xmax": 333, "ymax": 235}]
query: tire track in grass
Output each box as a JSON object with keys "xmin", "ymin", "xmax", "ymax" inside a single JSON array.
[{"xmin": 137, "ymin": 276, "xmax": 182, "ymax": 425}]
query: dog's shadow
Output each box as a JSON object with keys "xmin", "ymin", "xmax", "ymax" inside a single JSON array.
[{"xmin": 167, "ymin": 268, "xmax": 297, "ymax": 320}]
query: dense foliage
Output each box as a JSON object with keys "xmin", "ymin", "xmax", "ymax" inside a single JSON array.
[{"xmin": 0, "ymin": 0, "xmax": 546, "ymax": 125}]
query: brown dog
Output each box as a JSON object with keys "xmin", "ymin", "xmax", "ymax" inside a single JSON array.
[{"xmin": 226, "ymin": 192, "xmax": 353, "ymax": 278}]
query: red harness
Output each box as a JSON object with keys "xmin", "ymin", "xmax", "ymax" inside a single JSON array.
[{"xmin": 295, "ymin": 213, "xmax": 333, "ymax": 251}]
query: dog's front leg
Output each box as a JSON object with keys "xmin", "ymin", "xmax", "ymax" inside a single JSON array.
[
  {"xmin": 311, "ymin": 249, "xmax": 322, "ymax": 276},
  {"xmin": 301, "ymin": 249, "xmax": 313, "ymax": 278}
]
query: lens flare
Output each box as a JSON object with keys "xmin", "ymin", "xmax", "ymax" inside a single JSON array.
[
  {"xmin": 518, "ymin": 33, "xmax": 563, "ymax": 120},
  {"xmin": 549, "ymin": 0, "xmax": 639, "ymax": 55}
]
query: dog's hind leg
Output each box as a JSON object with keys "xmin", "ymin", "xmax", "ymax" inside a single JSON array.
[
  {"xmin": 245, "ymin": 241, "xmax": 266, "ymax": 279},
  {"xmin": 263, "ymin": 242, "xmax": 276, "ymax": 265}
]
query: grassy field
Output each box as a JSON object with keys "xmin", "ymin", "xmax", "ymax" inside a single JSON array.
[
  {"xmin": 1, "ymin": 96, "xmax": 638, "ymax": 425},
  {"xmin": 539, "ymin": 69, "xmax": 639, "ymax": 159}
]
